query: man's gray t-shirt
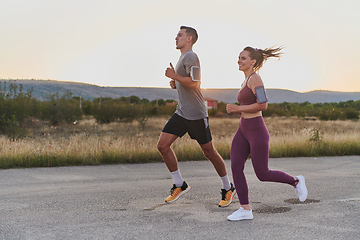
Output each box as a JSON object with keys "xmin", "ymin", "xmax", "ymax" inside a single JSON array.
[{"xmin": 174, "ymin": 49, "xmax": 208, "ymax": 120}]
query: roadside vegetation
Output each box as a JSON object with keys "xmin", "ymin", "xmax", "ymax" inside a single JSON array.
[{"xmin": 1, "ymin": 80, "xmax": 360, "ymax": 169}]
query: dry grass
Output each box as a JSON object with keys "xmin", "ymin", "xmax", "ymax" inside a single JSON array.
[{"xmin": 1, "ymin": 116, "xmax": 359, "ymax": 169}]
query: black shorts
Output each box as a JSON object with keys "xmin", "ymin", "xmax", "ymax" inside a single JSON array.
[{"xmin": 162, "ymin": 113, "xmax": 212, "ymax": 145}]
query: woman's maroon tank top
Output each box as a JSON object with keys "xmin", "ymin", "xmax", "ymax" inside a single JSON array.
[{"xmin": 237, "ymin": 72, "xmax": 256, "ymax": 105}]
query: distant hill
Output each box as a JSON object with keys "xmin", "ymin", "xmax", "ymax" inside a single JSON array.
[{"xmin": 2, "ymin": 79, "xmax": 360, "ymax": 104}]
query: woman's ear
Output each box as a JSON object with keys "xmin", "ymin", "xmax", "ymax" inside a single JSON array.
[{"xmin": 251, "ymin": 59, "xmax": 256, "ymax": 67}]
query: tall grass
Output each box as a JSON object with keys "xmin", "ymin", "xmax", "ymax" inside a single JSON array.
[
  {"xmin": 265, "ymin": 118, "xmax": 360, "ymax": 157},
  {"xmin": 0, "ymin": 117, "xmax": 359, "ymax": 169}
]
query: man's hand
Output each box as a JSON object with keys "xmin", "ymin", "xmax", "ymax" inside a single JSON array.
[
  {"xmin": 165, "ymin": 63, "xmax": 176, "ymax": 79},
  {"xmin": 169, "ymin": 79, "xmax": 176, "ymax": 89},
  {"xmin": 165, "ymin": 62, "xmax": 198, "ymax": 89}
]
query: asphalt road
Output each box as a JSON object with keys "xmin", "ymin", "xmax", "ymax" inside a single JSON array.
[{"xmin": 1, "ymin": 156, "xmax": 359, "ymax": 240}]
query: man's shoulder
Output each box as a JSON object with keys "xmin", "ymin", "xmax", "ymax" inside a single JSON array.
[
  {"xmin": 182, "ymin": 49, "xmax": 199, "ymax": 62},
  {"xmin": 184, "ymin": 49, "xmax": 198, "ymax": 57}
]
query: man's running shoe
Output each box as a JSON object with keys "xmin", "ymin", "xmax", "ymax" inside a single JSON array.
[
  {"xmin": 165, "ymin": 181, "xmax": 191, "ymax": 203},
  {"xmin": 219, "ymin": 183, "xmax": 236, "ymax": 207},
  {"xmin": 295, "ymin": 175, "xmax": 308, "ymax": 202},
  {"xmin": 227, "ymin": 207, "xmax": 253, "ymax": 221}
]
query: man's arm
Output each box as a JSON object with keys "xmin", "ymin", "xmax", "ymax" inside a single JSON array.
[{"xmin": 165, "ymin": 63, "xmax": 200, "ymax": 89}]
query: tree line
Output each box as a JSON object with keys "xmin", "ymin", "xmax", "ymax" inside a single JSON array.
[
  {"xmin": 0, "ymin": 81, "xmax": 177, "ymax": 138},
  {"xmin": 210, "ymin": 100, "xmax": 360, "ymax": 120},
  {"xmin": 1, "ymin": 81, "xmax": 359, "ymax": 139}
]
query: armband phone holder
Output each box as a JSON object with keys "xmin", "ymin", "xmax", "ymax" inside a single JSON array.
[
  {"xmin": 190, "ymin": 66, "xmax": 200, "ymax": 81},
  {"xmin": 254, "ymin": 86, "xmax": 268, "ymax": 104}
]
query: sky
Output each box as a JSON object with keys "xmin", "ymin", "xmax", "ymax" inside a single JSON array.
[{"xmin": 1, "ymin": 0, "xmax": 360, "ymax": 92}]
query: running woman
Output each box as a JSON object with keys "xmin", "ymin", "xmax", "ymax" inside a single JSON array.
[
  {"xmin": 226, "ymin": 46, "xmax": 308, "ymax": 221},
  {"xmin": 157, "ymin": 26, "xmax": 236, "ymax": 207}
]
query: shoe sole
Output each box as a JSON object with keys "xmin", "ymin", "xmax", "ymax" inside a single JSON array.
[
  {"xmin": 227, "ymin": 212, "xmax": 253, "ymax": 221},
  {"xmin": 227, "ymin": 216, "xmax": 253, "ymax": 221},
  {"xmin": 296, "ymin": 175, "xmax": 308, "ymax": 202},
  {"xmin": 165, "ymin": 186, "xmax": 191, "ymax": 203},
  {"xmin": 219, "ymin": 189, "xmax": 237, "ymax": 208}
]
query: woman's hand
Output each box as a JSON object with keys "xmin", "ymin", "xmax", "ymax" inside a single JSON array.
[{"xmin": 226, "ymin": 104, "xmax": 240, "ymax": 114}]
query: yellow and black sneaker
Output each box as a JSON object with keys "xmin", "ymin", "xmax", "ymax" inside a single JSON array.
[
  {"xmin": 165, "ymin": 181, "xmax": 191, "ymax": 203},
  {"xmin": 219, "ymin": 183, "xmax": 236, "ymax": 207}
]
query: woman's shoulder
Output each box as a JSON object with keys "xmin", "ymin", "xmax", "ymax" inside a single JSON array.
[{"xmin": 248, "ymin": 73, "xmax": 264, "ymax": 88}]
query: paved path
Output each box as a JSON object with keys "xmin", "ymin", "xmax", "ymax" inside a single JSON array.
[{"xmin": 1, "ymin": 156, "xmax": 359, "ymax": 240}]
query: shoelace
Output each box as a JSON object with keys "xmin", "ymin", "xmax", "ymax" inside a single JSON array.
[
  {"xmin": 221, "ymin": 189, "xmax": 230, "ymax": 201},
  {"xmin": 171, "ymin": 187, "xmax": 181, "ymax": 196}
]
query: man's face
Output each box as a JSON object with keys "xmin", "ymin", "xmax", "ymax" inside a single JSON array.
[{"xmin": 175, "ymin": 29, "xmax": 190, "ymax": 49}]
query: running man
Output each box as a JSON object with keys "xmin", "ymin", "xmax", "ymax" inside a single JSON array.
[{"xmin": 157, "ymin": 26, "xmax": 235, "ymax": 207}]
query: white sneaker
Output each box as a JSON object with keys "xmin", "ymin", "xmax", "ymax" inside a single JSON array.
[
  {"xmin": 295, "ymin": 175, "xmax": 308, "ymax": 202},
  {"xmin": 227, "ymin": 207, "xmax": 253, "ymax": 221}
]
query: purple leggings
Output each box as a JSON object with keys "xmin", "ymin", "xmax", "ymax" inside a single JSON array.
[{"xmin": 231, "ymin": 116, "xmax": 296, "ymax": 205}]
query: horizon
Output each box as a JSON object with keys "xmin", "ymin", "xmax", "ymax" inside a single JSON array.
[{"xmin": 2, "ymin": 78, "xmax": 360, "ymax": 94}]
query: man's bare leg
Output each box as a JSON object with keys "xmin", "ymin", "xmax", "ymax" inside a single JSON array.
[
  {"xmin": 200, "ymin": 141, "xmax": 227, "ymax": 177},
  {"xmin": 200, "ymin": 140, "xmax": 236, "ymax": 207},
  {"xmin": 157, "ymin": 132, "xmax": 192, "ymax": 202},
  {"xmin": 157, "ymin": 132, "xmax": 179, "ymax": 172}
]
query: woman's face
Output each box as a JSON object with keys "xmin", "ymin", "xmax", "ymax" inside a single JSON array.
[{"xmin": 238, "ymin": 50, "xmax": 255, "ymax": 72}]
